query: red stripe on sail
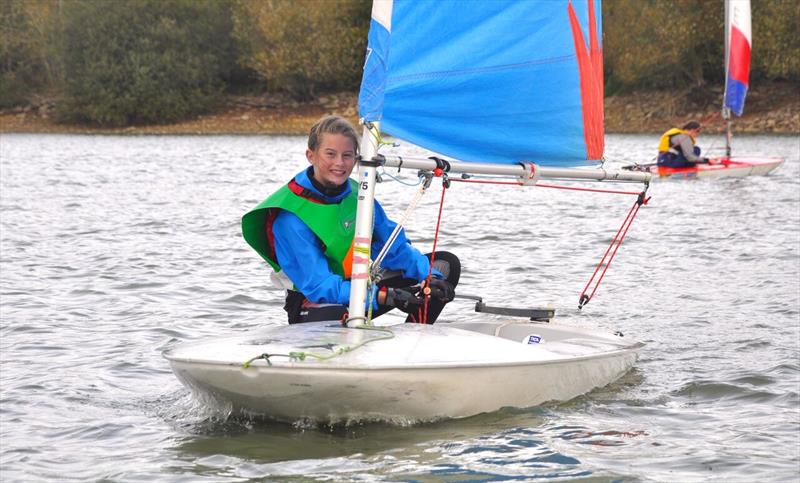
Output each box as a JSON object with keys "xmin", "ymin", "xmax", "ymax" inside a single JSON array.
[
  {"xmin": 728, "ymin": 26, "xmax": 751, "ymax": 86},
  {"xmin": 567, "ymin": 1, "xmax": 604, "ymax": 161}
]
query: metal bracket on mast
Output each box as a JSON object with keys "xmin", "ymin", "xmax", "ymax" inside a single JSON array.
[{"xmin": 518, "ymin": 162, "xmax": 540, "ymax": 186}]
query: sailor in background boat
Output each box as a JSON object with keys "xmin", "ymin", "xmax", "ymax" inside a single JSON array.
[
  {"xmin": 656, "ymin": 121, "xmax": 711, "ymax": 168},
  {"xmin": 242, "ymin": 115, "xmax": 459, "ymax": 324}
]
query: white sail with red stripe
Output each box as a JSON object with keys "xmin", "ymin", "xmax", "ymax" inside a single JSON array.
[{"xmin": 723, "ymin": 0, "xmax": 752, "ymax": 116}]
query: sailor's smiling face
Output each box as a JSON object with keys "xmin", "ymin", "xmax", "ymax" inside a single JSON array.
[{"xmin": 307, "ymin": 132, "xmax": 356, "ymax": 188}]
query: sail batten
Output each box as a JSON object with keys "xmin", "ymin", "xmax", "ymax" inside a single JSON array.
[{"xmin": 358, "ymin": 0, "xmax": 604, "ymax": 167}]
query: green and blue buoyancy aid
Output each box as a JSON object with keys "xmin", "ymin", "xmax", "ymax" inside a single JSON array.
[{"xmin": 241, "ymin": 178, "xmax": 358, "ymax": 279}]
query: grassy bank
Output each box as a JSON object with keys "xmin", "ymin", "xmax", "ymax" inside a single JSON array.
[{"xmin": 1, "ymin": 83, "xmax": 797, "ymax": 136}]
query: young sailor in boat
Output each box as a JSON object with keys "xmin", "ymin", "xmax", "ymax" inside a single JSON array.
[
  {"xmin": 657, "ymin": 121, "xmax": 711, "ymax": 168},
  {"xmin": 242, "ymin": 115, "xmax": 459, "ymax": 324}
]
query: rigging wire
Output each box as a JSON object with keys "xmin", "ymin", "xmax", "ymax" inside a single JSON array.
[
  {"xmin": 578, "ymin": 190, "xmax": 650, "ymax": 309},
  {"xmin": 448, "ymin": 177, "xmax": 644, "ymax": 196},
  {"xmin": 377, "ymin": 166, "xmax": 425, "ymax": 186},
  {"xmin": 429, "ymin": 171, "xmax": 651, "ymax": 309},
  {"xmin": 371, "ymin": 172, "xmax": 434, "ymax": 281}
]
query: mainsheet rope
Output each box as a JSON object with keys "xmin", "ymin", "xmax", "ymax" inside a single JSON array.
[{"xmin": 417, "ymin": 172, "xmax": 450, "ymax": 324}]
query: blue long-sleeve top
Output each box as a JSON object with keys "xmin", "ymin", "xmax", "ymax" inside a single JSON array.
[{"xmin": 272, "ymin": 168, "xmax": 437, "ymax": 309}]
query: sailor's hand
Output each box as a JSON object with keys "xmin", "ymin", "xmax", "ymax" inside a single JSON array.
[
  {"xmin": 383, "ymin": 287, "xmax": 423, "ymax": 313},
  {"xmin": 422, "ymin": 278, "xmax": 455, "ymax": 303}
]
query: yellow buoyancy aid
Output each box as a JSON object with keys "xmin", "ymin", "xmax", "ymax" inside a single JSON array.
[{"xmin": 658, "ymin": 128, "xmax": 696, "ymax": 153}]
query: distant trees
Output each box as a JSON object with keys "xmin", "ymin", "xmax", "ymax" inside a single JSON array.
[
  {"xmin": 751, "ymin": 0, "xmax": 800, "ymax": 80},
  {"xmin": 604, "ymin": 0, "xmax": 800, "ymax": 94},
  {"xmin": 0, "ymin": 0, "xmax": 61, "ymax": 108},
  {"xmin": 231, "ymin": 0, "xmax": 370, "ymax": 100},
  {"xmin": 0, "ymin": 0, "xmax": 797, "ymax": 126},
  {"xmin": 58, "ymin": 0, "xmax": 239, "ymax": 125}
]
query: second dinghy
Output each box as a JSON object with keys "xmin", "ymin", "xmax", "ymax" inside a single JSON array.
[
  {"xmin": 623, "ymin": 0, "xmax": 785, "ymax": 179},
  {"xmin": 628, "ymin": 156, "xmax": 784, "ymax": 180}
]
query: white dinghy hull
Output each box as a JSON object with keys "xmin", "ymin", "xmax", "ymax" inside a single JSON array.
[{"xmin": 164, "ymin": 321, "xmax": 642, "ymax": 423}]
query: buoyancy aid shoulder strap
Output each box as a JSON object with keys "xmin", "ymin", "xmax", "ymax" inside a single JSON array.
[{"xmin": 287, "ymin": 179, "xmax": 327, "ymax": 204}]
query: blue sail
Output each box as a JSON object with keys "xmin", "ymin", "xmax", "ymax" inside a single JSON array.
[{"xmin": 358, "ymin": 0, "xmax": 604, "ymax": 167}]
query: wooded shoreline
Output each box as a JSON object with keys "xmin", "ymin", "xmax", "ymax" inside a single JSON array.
[{"xmin": 2, "ymin": 83, "xmax": 798, "ymax": 136}]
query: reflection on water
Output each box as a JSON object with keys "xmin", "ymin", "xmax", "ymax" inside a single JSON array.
[
  {"xmin": 1, "ymin": 133, "xmax": 799, "ymax": 481},
  {"xmin": 173, "ymin": 407, "xmax": 548, "ymax": 463}
]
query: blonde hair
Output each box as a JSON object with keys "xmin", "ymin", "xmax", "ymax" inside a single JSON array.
[{"xmin": 307, "ymin": 115, "xmax": 360, "ymax": 154}]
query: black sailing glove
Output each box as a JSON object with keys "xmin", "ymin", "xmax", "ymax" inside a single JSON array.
[
  {"xmin": 424, "ymin": 278, "xmax": 455, "ymax": 303},
  {"xmin": 384, "ymin": 287, "xmax": 424, "ymax": 314}
]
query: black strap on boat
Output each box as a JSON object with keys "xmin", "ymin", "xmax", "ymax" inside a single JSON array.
[{"xmin": 455, "ymin": 294, "xmax": 555, "ymax": 322}]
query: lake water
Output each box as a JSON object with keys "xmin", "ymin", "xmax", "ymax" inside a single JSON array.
[{"xmin": 1, "ymin": 132, "xmax": 798, "ymax": 482}]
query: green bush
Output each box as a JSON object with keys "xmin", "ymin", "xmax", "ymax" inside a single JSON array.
[
  {"xmin": 0, "ymin": 0, "xmax": 60, "ymax": 108},
  {"xmin": 58, "ymin": 0, "xmax": 238, "ymax": 126},
  {"xmin": 604, "ymin": 0, "xmax": 722, "ymax": 94},
  {"xmin": 752, "ymin": 0, "xmax": 800, "ymax": 80},
  {"xmin": 603, "ymin": 0, "xmax": 799, "ymax": 94},
  {"xmin": 232, "ymin": 0, "xmax": 370, "ymax": 100}
]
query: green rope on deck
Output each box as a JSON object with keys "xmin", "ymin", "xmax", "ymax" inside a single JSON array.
[{"xmin": 241, "ymin": 325, "xmax": 395, "ymax": 368}]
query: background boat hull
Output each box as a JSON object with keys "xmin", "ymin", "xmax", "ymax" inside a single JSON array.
[{"xmin": 649, "ymin": 156, "xmax": 784, "ymax": 179}]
